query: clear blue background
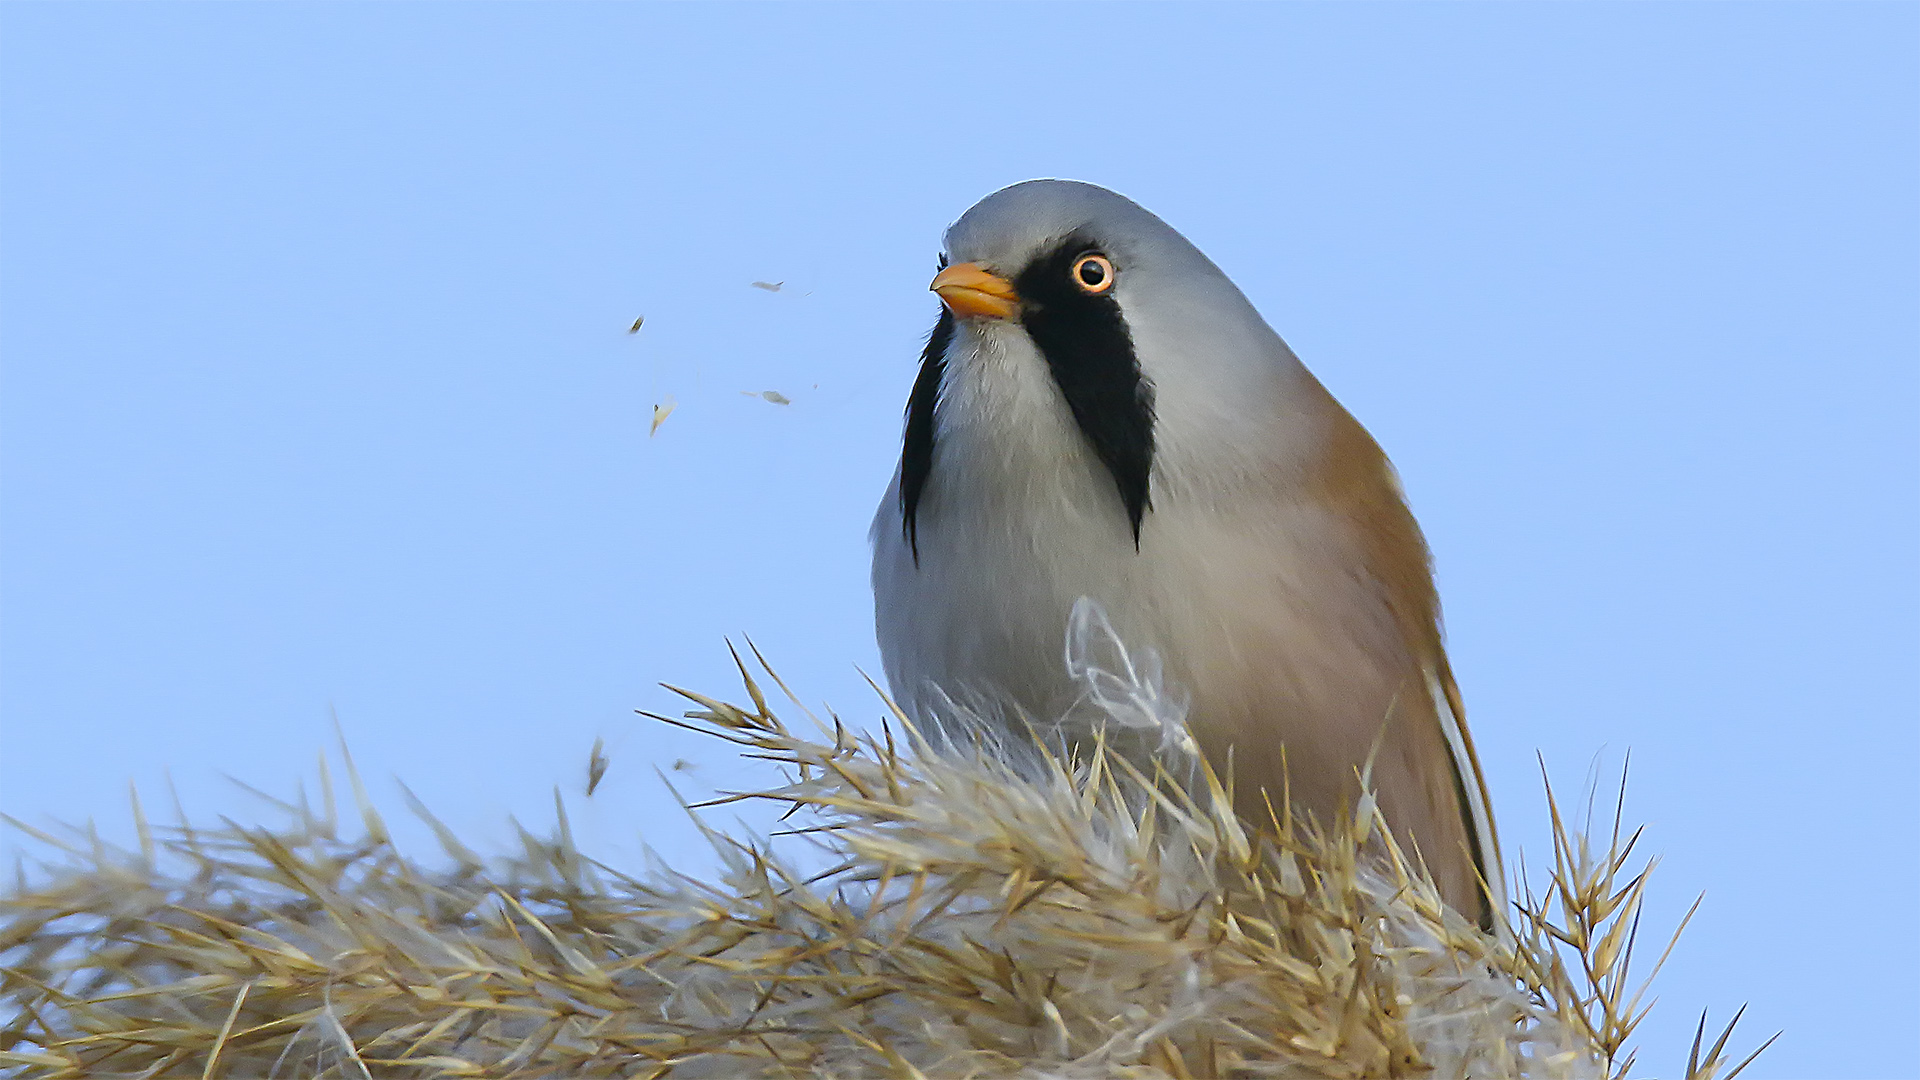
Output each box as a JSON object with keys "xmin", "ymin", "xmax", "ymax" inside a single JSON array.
[{"xmin": 4, "ymin": 6, "xmax": 1914, "ymax": 1075}]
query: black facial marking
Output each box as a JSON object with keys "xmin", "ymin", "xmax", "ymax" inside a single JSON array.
[
  {"xmin": 899, "ymin": 306, "xmax": 953, "ymax": 561},
  {"xmin": 1017, "ymin": 233, "xmax": 1155, "ymax": 543}
]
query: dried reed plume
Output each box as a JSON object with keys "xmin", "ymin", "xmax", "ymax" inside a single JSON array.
[{"xmin": 2, "ymin": 645, "xmax": 1769, "ymax": 1078}]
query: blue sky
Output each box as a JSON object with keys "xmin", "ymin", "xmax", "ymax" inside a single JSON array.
[{"xmin": 3, "ymin": 5, "xmax": 1914, "ymax": 1075}]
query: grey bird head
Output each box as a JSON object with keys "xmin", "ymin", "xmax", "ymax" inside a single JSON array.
[{"xmin": 904, "ymin": 179, "xmax": 1304, "ymax": 556}]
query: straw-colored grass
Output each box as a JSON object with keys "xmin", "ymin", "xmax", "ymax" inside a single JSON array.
[{"xmin": 2, "ymin": 648, "xmax": 1769, "ymax": 1079}]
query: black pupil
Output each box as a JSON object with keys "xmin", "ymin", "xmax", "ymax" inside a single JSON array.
[{"xmin": 1077, "ymin": 258, "xmax": 1106, "ymax": 287}]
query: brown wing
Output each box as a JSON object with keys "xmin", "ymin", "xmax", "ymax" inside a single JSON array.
[{"xmin": 1303, "ymin": 374, "xmax": 1505, "ymax": 931}]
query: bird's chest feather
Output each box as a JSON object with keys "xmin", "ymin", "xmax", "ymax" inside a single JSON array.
[{"xmin": 872, "ymin": 328, "xmax": 1374, "ymax": 730}]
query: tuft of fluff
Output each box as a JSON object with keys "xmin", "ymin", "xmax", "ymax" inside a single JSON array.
[{"xmin": 1, "ymin": 638, "xmax": 1767, "ymax": 1079}]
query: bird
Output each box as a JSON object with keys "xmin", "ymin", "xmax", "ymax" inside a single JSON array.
[{"xmin": 869, "ymin": 179, "xmax": 1504, "ymax": 929}]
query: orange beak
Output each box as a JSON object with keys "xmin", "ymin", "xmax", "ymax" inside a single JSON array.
[{"xmin": 930, "ymin": 262, "xmax": 1020, "ymax": 320}]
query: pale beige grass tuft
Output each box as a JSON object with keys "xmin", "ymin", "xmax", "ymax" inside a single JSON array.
[{"xmin": 2, "ymin": 651, "xmax": 1769, "ymax": 1078}]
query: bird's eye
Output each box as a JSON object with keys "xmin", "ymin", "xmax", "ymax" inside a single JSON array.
[
  {"xmin": 1071, "ymin": 253, "xmax": 1115, "ymax": 294},
  {"xmin": 937, "ymin": 252, "xmax": 950, "ymax": 270}
]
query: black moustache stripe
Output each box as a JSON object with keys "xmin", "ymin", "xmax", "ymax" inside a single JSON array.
[
  {"xmin": 1017, "ymin": 235, "xmax": 1155, "ymax": 544},
  {"xmin": 898, "ymin": 234, "xmax": 1154, "ymax": 558},
  {"xmin": 899, "ymin": 306, "xmax": 953, "ymax": 562}
]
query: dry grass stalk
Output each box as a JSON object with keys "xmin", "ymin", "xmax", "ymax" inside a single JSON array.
[{"xmin": 2, "ymin": 653, "xmax": 1766, "ymax": 1078}]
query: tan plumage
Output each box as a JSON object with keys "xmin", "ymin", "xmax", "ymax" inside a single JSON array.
[
  {"xmin": 872, "ymin": 180, "xmax": 1503, "ymax": 928},
  {"xmin": 1224, "ymin": 371, "xmax": 1499, "ymax": 922}
]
